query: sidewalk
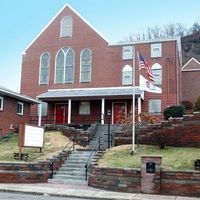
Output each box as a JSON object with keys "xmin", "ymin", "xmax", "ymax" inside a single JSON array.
[{"xmin": 0, "ymin": 183, "xmax": 199, "ymax": 200}]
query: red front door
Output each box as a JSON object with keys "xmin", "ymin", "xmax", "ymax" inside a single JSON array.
[
  {"xmin": 113, "ymin": 102, "xmax": 126, "ymax": 124},
  {"xmin": 55, "ymin": 104, "xmax": 68, "ymax": 124}
]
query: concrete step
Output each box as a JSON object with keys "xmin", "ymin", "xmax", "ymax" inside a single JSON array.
[
  {"xmin": 55, "ymin": 171, "xmax": 85, "ymax": 176},
  {"xmin": 53, "ymin": 174, "xmax": 85, "ymax": 180},
  {"xmin": 48, "ymin": 178, "xmax": 87, "ymax": 185}
]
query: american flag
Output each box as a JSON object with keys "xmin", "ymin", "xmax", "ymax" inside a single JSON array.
[{"xmin": 137, "ymin": 52, "xmax": 155, "ymax": 82}]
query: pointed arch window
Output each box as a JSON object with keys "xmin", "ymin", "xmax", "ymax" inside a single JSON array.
[
  {"xmin": 39, "ymin": 53, "xmax": 50, "ymax": 84},
  {"xmin": 55, "ymin": 47, "xmax": 74, "ymax": 83},
  {"xmin": 80, "ymin": 49, "xmax": 92, "ymax": 82},
  {"xmin": 60, "ymin": 16, "xmax": 73, "ymax": 37},
  {"xmin": 152, "ymin": 63, "xmax": 162, "ymax": 85},
  {"xmin": 122, "ymin": 65, "xmax": 132, "ymax": 85}
]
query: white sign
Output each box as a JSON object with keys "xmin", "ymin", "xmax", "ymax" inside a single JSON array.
[
  {"xmin": 122, "ymin": 46, "xmax": 133, "ymax": 60},
  {"xmin": 24, "ymin": 125, "xmax": 44, "ymax": 147}
]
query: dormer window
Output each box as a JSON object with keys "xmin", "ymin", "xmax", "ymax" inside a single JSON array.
[{"xmin": 60, "ymin": 16, "xmax": 73, "ymax": 37}]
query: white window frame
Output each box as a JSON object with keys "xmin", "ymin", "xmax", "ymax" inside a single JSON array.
[
  {"xmin": 39, "ymin": 52, "xmax": 50, "ymax": 85},
  {"xmin": 54, "ymin": 47, "xmax": 74, "ymax": 84},
  {"xmin": 122, "ymin": 46, "xmax": 133, "ymax": 60},
  {"xmin": 151, "ymin": 43, "xmax": 162, "ymax": 58},
  {"xmin": 79, "ymin": 102, "xmax": 90, "ymax": 115},
  {"xmin": 17, "ymin": 102, "xmax": 24, "ymax": 116},
  {"xmin": 80, "ymin": 49, "xmax": 92, "ymax": 83},
  {"xmin": 122, "ymin": 65, "xmax": 132, "ymax": 85},
  {"xmin": 148, "ymin": 99, "xmax": 161, "ymax": 114},
  {"xmin": 37, "ymin": 102, "xmax": 48, "ymax": 116},
  {"xmin": 0, "ymin": 97, "xmax": 3, "ymax": 111},
  {"xmin": 152, "ymin": 63, "xmax": 162, "ymax": 85},
  {"xmin": 60, "ymin": 16, "xmax": 73, "ymax": 37}
]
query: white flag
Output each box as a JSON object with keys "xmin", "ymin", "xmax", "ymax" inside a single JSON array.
[{"xmin": 139, "ymin": 75, "xmax": 162, "ymax": 93}]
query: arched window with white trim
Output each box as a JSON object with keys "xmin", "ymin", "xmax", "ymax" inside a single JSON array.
[
  {"xmin": 55, "ymin": 47, "xmax": 74, "ymax": 83},
  {"xmin": 122, "ymin": 65, "xmax": 132, "ymax": 85},
  {"xmin": 80, "ymin": 49, "xmax": 92, "ymax": 82},
  {"xmin": 152, "ymin": 63, "xmax": 162, "ymax": 85},
  {"xmin": 39, "ymin": 53, "xmax": 50, "ymax": 84},
  {"xmin": 60, "ymin": 16, "xmax": 73, "ymax": 37}
]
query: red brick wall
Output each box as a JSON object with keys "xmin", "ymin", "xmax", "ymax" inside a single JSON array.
[
  {"xmin": 0, "ymin": 97, "xmax": 31, "ymax": 135},
  {"xmin": 20, "ymin": 6, "xmax": 180, "ymax": 118},
  {"xmin": 182, "ymin": 71, "xmax": 200, "ymax": 103}
]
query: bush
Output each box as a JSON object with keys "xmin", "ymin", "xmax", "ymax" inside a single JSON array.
[
  {"xmin": 194, "ymin": 96, "xmax": 200, "ymax": 111},
  {"xmin": 181, "ymin": 100, "xmax": 193, "ymax": 111},
  {"xmin": 163, "ymin": 105, "xmax": 185, "ymax": 120}
]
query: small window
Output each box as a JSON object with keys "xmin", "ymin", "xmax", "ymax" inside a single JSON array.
[
  {"xmin": 60, "ymin": 16, "xmax": 73, "ymax": 37},
  {"xmin": 122, "ymin": 65, "xmax": 132, "ymax": 85},
  {"xmin": 80, "ymin": 49, "xmax": 92, "ymax": 82},
  {"xmin": 148, "ymin": 99, "xmax": 161, "ymax": 114},
  {"xmin": 152, "ymin": 63, "xmax": 162, "ymax": 85},
  {"xmin": 39, "ymin": 53, "xmax": 50, "ymax": 84},
  {"xmin": 17, "ymin": 102, "xmax": 24, "ymax": 115},
  {"xmin": 79, "ymin": 102, "xmax": 90, "ymax": 115},
  {"xmin": 0, "ymin": 97, "xmax": 3, "ymax": 111},
  {"xmin": 151, "ymin": 43, "xmax": 162, "ymax": 58},
  {"xmin": 122, "ymin": 46, "xmax": 133, "ymax": 60},
  {"xmin": 37, "ymin": 102, "xmax": 48, "ymax": 116}
]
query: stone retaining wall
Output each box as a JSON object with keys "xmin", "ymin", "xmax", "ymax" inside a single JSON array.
[
  {"xmin": 115, "ymin": 114, "xmax": 200, "ymax": 147},
  {"xmin": 89, "ymin": 166, "xmax": 200, "ymax": 197},
  {"xmin": 0, "ymin": 150, "xmax": 70, "ymax": 183}
]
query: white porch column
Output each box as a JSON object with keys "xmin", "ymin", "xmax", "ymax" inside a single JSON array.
[
  {"xmin": 101, "ymin": 98, "xmax": 105, "ymax": 124},
  {"xmin": 68, "ymin": 99, "xmax": 71, "ymax": 124},
  {"xmin": 38, "ymin": 102, "xmax": 42, "ymax": 127},
  {"xmin": 138, "ymin": 96, "xmax": 142, "ymax": 122}
]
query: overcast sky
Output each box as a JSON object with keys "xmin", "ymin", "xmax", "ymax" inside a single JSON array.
[{"xmin": 0, "ymin": 0, "xmax": 200, "ymax": 92}]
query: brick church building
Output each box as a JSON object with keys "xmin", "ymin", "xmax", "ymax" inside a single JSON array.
[{"xmin": 20, "ymin": 4, "xmax": 182, "ymax": 125}]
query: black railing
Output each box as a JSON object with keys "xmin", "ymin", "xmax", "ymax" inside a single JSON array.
[
  {"xmin": 85, "ymin": 139, "xmax": 101, "ymax": 181},
  {"xmin": 49, "ymin": 133, "xmax": 80, "ymax": 178}
]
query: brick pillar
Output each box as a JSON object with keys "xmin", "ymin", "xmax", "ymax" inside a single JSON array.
[{"xmin": 141, "ymin": 155, "xmax": 162, "ymax": 194}]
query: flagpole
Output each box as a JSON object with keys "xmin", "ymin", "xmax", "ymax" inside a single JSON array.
[{"xmin": 131, "ymin": 45, "xmax": 135, "ymax": 154}]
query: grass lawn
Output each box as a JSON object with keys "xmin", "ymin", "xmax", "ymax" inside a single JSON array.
[
  {"xmin": 0, "ymin": 131, "xmax": 77, "ymax": 162},
  {"xmin": 98, "ymin": 144, "xmax": 200, "ymax": 170}
]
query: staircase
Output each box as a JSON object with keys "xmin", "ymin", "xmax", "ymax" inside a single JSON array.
[
  {"xmin": 49, "ymin": 150, "xmax": 92, "ymax": 184},
  {"xmin": 49, "ymin": 124, "xmax": 117, "ymax": 184},
  {"xmin": 87, "ymin": 124, "xmax": 117, "ymax": 150}
]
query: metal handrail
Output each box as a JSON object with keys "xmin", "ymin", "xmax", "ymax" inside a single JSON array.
[
  {"xmin": 49, "ymin": 133, "xmax": 80, "ymax": 178},
  {"xmin": 85, "ymin": 137, "xmax": 102, "ymax": 181}
]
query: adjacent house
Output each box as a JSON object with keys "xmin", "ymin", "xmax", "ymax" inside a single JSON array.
[
  {"xmin": 181, "ymin": 32, "xmax": 200, "ymax": 103},
  {"xmin": 20, "ymin": 4, "xmax": 182, "ymax": 126},
  {"xmin": 0, "ymin": 86, "xmax": 39, "ymax": 135}
]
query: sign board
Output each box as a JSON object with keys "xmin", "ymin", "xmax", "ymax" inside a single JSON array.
[
  {"xmin": 24, "ymin": 125, "xmax": 44, "ymax": 147},
  {"xmin": 19, "ymin": 124, "xmax": 44, "ymax": 148},
  {"xmin": 122, "ymin": 46, "xmax": 133, "ymax": 60}
]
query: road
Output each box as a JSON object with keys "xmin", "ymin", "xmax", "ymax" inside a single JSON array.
[{"xmin": 0, "ymin": 192, "xmax": 92, "ymax": 200}]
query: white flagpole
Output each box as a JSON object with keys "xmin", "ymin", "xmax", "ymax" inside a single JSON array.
[{"xmin": 132, "ymin": 45, "xmax": 135, "ymax": 154}]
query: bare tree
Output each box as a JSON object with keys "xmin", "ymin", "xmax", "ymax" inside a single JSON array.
[{"xmin": 122, "ymin": 23, "xmax": 189, "ymax": 42}]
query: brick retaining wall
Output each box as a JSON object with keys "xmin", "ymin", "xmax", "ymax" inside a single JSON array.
[
  {"xmin": 89, "ymin": 166, "xmax": 141, "ymax": 193},
  {"xmin": 115, "ymin": 114, "xmax": 200, "ymax": 147},
  {"xmin": 0, "ymin": 150, "xmax": 70, "ymax": 183},
  {"xmin": 89, "ymin": 166, "xmax": 200, "ymax": 197}
]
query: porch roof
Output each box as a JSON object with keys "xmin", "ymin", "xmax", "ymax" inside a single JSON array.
[{"xmin": 37, "ymin": 86, "xmax": 144, "ymax": 101}]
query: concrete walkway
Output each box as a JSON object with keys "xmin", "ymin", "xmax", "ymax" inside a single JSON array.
[{"xmin": 0, "ymin": 183, "xmax": 199, "ymax": 200}]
